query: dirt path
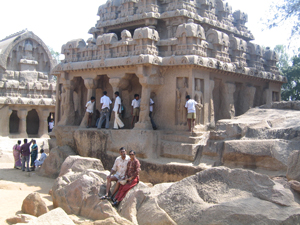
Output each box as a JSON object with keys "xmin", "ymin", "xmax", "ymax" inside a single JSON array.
[{"xmin": 0, "ymin": 137, "xmax": 54, "ymax": 225}]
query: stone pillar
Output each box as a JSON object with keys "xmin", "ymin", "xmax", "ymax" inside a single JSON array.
[
  {"xmin": 0, "ymin": 107, "xmax": 12, "ymax": 136},
  {"xmin": 222, "ymin": 82, "xmax": 236, "ymax": 119},
  {"xmin": 240, "ymin": 85, "xmax": 256, "ymax": 114},
  {"xmin": 134, "ymin": 81, "xmax": 152, "ymax": 129},
  {"xmin": 18, "ymin": 109, "xmax": 28, "ymax": 138},
  {"xmin": 39, "ymin": 110, "xmax": 50, "ymax": 137},
  {"xmin": 58, "ymin": 80, "xmax": 75, "ymax": 126},
  {"xmin": 80, "ymin": 78, "xmax": 97, "ymax": 127},
  {"xmin": 108, "ymin": 78, "xmax": 121, "ymax": 128},
  {"xmin": 209, "ymin": 80, "xmax": 215, "ymax": 128}
]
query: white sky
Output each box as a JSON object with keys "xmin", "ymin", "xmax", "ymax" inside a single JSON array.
[{"xmin": 0, "ymin": 0, "xmax": 294, "ymax": 55}]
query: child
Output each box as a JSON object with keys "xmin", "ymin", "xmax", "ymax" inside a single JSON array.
[
  {"xmin": 131, "ymin": 94, "xmax": 141, "ymax": 128},
  {"xmin": 49, "ymin": 119, "xmax": 54, "ymax": 132},
  {"xmin": 86, "ymin": 96, "xmax": 95, "ymax": 128}
]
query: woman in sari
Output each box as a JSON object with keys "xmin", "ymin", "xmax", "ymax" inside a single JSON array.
[
  {"xmin": 13, "ymin": 140, "xmax": 22, "ymax": 169},
  {"xmin": 112, "ymin": 150, "xmax": 140, "ymax": 207},
  {"xmin": 30, "ymin": 140, "xmax": 38, "ymax": 170}
]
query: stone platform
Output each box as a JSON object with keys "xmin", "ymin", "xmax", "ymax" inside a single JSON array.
[{"xmin": 52, "ymin": 126, "xmax": 211, "ymax": 184}]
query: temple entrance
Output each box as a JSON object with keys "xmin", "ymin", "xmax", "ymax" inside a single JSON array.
[
  {"xmin": 47, "ymin": 112, "xmax": 55, "ymax": 132},
  {"xmin": 9, "ymin": 110, "xmax": 19, "ymax": 133},
  {"xmin": 26, "ymin": 109, "xmax": 39, "ymax": 135}
]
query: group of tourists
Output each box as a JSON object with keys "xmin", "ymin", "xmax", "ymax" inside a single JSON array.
[
  {"xmin": 99, "ymin": 147, "xmax": 140, "ymax": 207},
  {"xmin": 13, "ymin": 139, "xmax": 47, "ymax": 171},
  {"xmin": 85, "ymin": 91, "xmax": 157, "ymax": 130}
]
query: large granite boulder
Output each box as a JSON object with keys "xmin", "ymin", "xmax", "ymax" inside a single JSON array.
[
  {"xmin": 287, "ymin": 150, "xmax": 300, "ymax": 181},
  {"xmin": 21, "ymin": 192, "xmax": 48, "ymax": 217},
  {"xmin": 19, "ymin": 207, "xmax": 75, "ymax": 225},
  {"xmin": 52, "ymin": 169, "xmax": 132, "ymax": 224},
  {"xmin": 59, "ymin": 155, "xmax": 104, "ymax": 177},
  {"xmin": 38, "ymin": 145, "xmax": 76, "ymax": 178},
  {"xmin": 156, "ymin": 167, "xmax": 300, "ymax": 225},
  {"xmin": 201, "ymin": 108, "xmax": 300, "ymax": 175}
]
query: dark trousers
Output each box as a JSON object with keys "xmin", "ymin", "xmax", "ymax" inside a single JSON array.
[
  {"xmin": 22, "ymin": 155, "xmax": 30, "ymax": 171},
  {"xmin": 149, "ymin": 112, "xmax": 157, "ymax": 130}
]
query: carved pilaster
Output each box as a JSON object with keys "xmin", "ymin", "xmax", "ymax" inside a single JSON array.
[
  {"xmin": 18, "ymin": 109, "xmax": 28, "ymax": 138},
  {"xmin": 222, "ymin": 82, "xmax": 236, "ymax": 119},
  {"xmin": 108, "ymin": 78, "xmax": 121, "ymax": 128},
  {"xmin": 38, "ymin": 110, "xmax": 50, "ymax": 137},
  {"xmin": 58, "ymin": 80, "xmax": 75, "ymax": 126},
  {"xmin": 209, "ymin": 80, "xmax": 215, "ymax": 128}
]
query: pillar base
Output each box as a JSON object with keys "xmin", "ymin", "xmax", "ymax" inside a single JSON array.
[{"xmin": 133, "ymin": 121, "xmax": 152, "ymax": 130}]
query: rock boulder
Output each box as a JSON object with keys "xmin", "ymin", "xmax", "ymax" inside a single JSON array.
[
  {"xmin": 21, "ymin": 192, "xmax": 48, "ymax": 217},
  {"xmin": 59, "ymin": 155, "xmax": 104, "ymax": 177},
  {"xmin": 157, "ymin": 167, "xmax": 300, "ymax": 225},
  {"xmin": 287, "ymin": 150, "xmax": 300, "ymax": 181},
  {"xmin": 38, "ymin": 145, "xmax": 76, "ymax": 178}
]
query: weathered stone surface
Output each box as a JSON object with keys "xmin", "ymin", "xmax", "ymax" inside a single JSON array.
[
  {"xmin": 38, "ymin": 145, "xmax": 76, "ymax": 178},
  {"xmin": 21, "ymin": 192, "xmax": 48, "ymax": 217},
  {"xmin": 6, "ymin": 214, "xmax": 37, "ymax": 224},
  {"xmin": 52, "ymin": 169, "xmax": 132, "ymax": 223},
  {"xmin": 287, "ymin": 150, "xmax": 300, "ymax": 181},
  {"xmin": 59, "ymin": 155, "xmax": 104, "ymax": 177},
  {"xmin": 21, "ymin": 207, "xmax": 75, "ymax": 225},
  {"xmin": 157, "ymin": 167, "xmax": 300, "ymax": 225},
  {"xmin": 289, "ymin": 180, "xmax": 300, "ymax": 193},
  {"xmin": 201, "ymin": 108, "xmax": 300, "ymax": 175}
]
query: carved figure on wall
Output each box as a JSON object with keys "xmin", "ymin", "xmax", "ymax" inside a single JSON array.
[
  {"xmin": 176, "ymin": 77, "xmax": 188, "ymax": 125},
  {"xmin": 194, "ymin": 78, "xmax": 203, "ymax": 125},
  {"xmin": 60, "ymin": 87, "xmax": 67, "ymax": 118}
]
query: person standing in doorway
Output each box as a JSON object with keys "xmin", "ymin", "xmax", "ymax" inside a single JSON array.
[
  {"xmin": 131, "ymin": 94, "xmax": 141, "ymax": 128},
  {"xmin": 97, "ymin": 91, "xmax": 112, "ymax": 129},
  {"xmin": 149, "ymin": 98, "xmax": 157, "ymax": 130},
  {"xmin": 185, "ymin": 95, "xmax": 198, "ymax": 132},
  {"xmin": 85, "ymin": 96, "xmax": 95, "ymax": 128},
  {"xmin": 13, "ymin": 140, "xmax": 22, "ymax": 169},
  {"xmin": 49, "ymin": 119, "xmax": 54, "ymax": 132},
  {"xmin": 20, "ymin": 139, "xmax": 33, "ymax": 172},
  {"xmin": 113, "ymin": 92, "xmax": 124, "ymax": 129}
]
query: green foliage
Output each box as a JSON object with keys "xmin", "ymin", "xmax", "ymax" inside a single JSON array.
[
  {"xmin": 47, "ymin": 46, "xmax": 60, "ymax": 63},
  {"xmin": 281, "ymin": 53, "xmax": 300, "ymax": 100},
  {"xmin": 274, "ymin": 45, "xmax": 290, "ymax": 70},
  {"xmin": 266, "ymin": 0, "xmax": 300, "ymax": 38}
]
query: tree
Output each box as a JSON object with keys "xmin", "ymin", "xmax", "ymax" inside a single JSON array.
[
  {"xmin": 266, "ymin": 0, "xmax": 300, "ymax": 38},
  {"xmin": 281, "ymin": 53, "xmax": 300, "ymax": 100},
  {"xmin": 47, "ymin": 46, "xmax": 60, "ymax": 63},
  {"xmin": 274, "ymin": 45, "xmax": 290, "ymax": 70}
]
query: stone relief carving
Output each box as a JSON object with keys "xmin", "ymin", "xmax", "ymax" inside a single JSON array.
[
  {"xmin": 176, "ymin": 77, "xmax": 188, "ymax": 126},
  {"xmin": 194, "ymin": 78, "xmax": 204, "ymax": 125}
]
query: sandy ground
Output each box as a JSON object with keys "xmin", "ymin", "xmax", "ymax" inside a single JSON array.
[{"xmin": 0, "ymin": 137, "xmax": 54, "ymax": 225}]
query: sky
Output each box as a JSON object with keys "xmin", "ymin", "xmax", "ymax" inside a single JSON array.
[{"xmin": 0, "ymin": 0, "xmax": 295, "ymax": 56}]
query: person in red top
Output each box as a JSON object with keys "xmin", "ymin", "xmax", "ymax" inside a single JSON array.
[
  {"xmin": 112, "ymin": 150, "xmax": 140, "ymax": 207},
  {"xmin": 20, "ymin": 139, "xmax": 33, "ymax": 172}
]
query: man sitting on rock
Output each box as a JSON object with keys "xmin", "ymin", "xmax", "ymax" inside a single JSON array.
[{"xmin": 100, "ymin": 147, "xmax": 130, "ymax": 200}]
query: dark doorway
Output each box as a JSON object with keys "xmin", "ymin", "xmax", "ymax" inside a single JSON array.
[
  {"xmin": 9, "ymin": 110, "xmax": 19, "ymax": 133},
  {"xmin": 26, "ymin": 109, "xmax": 39, "ymax": 135}
]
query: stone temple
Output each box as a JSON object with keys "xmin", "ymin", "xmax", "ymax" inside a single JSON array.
[
  {"xmin": 51, "ymin": 0, "xmax": 287, "ymax": 180},
  {"xmin": 0, "ymin": 30, "xmax": 56, "ymax": 138}
]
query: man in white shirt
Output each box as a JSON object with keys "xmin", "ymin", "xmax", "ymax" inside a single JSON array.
[
  {"xmin": 85, "ymin": 96, "xmax": 95, "ymax": 128},
  {"xmin": 149, "ymin": 98, "xmax": 157, "ymax": 130},
  {"xmin": 185, "ymin": 95, "xmax": 198, "ymax": 132},
  {"xmin": 113, "ymin": 91, "xmax": 124, "ymax": 129},
  {"xmin": 131, "ymin": 94, "xmax": 141, "ymax": 128},
  {"xmin": 48, "ymin": 119, "xmax": 54, "ymax": 132},
  {"xmin": 97, "ymin": 91, "xmax": 112, "ymax": 129},
  {"xmin": 99, "ymin": 147, "xmax": 130, "ymax": 200}
]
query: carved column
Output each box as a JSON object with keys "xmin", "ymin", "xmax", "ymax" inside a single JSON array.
[
  {"xmin": 209, "ymin": 80, "xmax": 215, "ymax": 128},
  {"xmin": 240, "ymin": 85, "xmax": 256, "ymax": 114},
  {"xmin": 80, "ymin": 78, "xmax": 97, "ymax": 127},
  {"xmin": 108, "ymin": 78, "xmax": 121, "ymax": 128},
  {"xmin": 58, "ymin": 80, "xmax": 75, "ymax": 126},
  {"xmin": 134, "ymin": 79, "xmax": 152, "ymax": 129},
  {"xmin": 0, "ymin": 107, "xmax": 13, "ymax": 136},
  {"xmin": 222, "ymin": 82, "xmax": 236, "ymax": 119},
  {"xmin": 39, "ymin": 110, "xmax": 50, "ymax": 137},
  {"xmin": 18, "ymin": 109, "xmax": 28, "ymax": 138}
]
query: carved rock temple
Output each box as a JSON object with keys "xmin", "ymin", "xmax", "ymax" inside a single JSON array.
[
  {"xmin": 0, "ymin": 30, "xmax": 56, "ymax": 137},
  {"xmin": 51, "ymin": 0, "xmax": 286, "ymax": 181}
]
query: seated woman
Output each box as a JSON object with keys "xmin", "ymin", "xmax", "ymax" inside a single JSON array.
[
  {"xmin": 112, "ymin": 150, "xmax": 140, "ymax": 207},
  {"xmin": 34, "ymin": 149, "xmax": 47, "ymax": 168}
]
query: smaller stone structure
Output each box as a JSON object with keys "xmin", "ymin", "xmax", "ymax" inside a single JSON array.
[{"xmin": 0, "ymin": 30, "xmax": 56, "ymax": 137}]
